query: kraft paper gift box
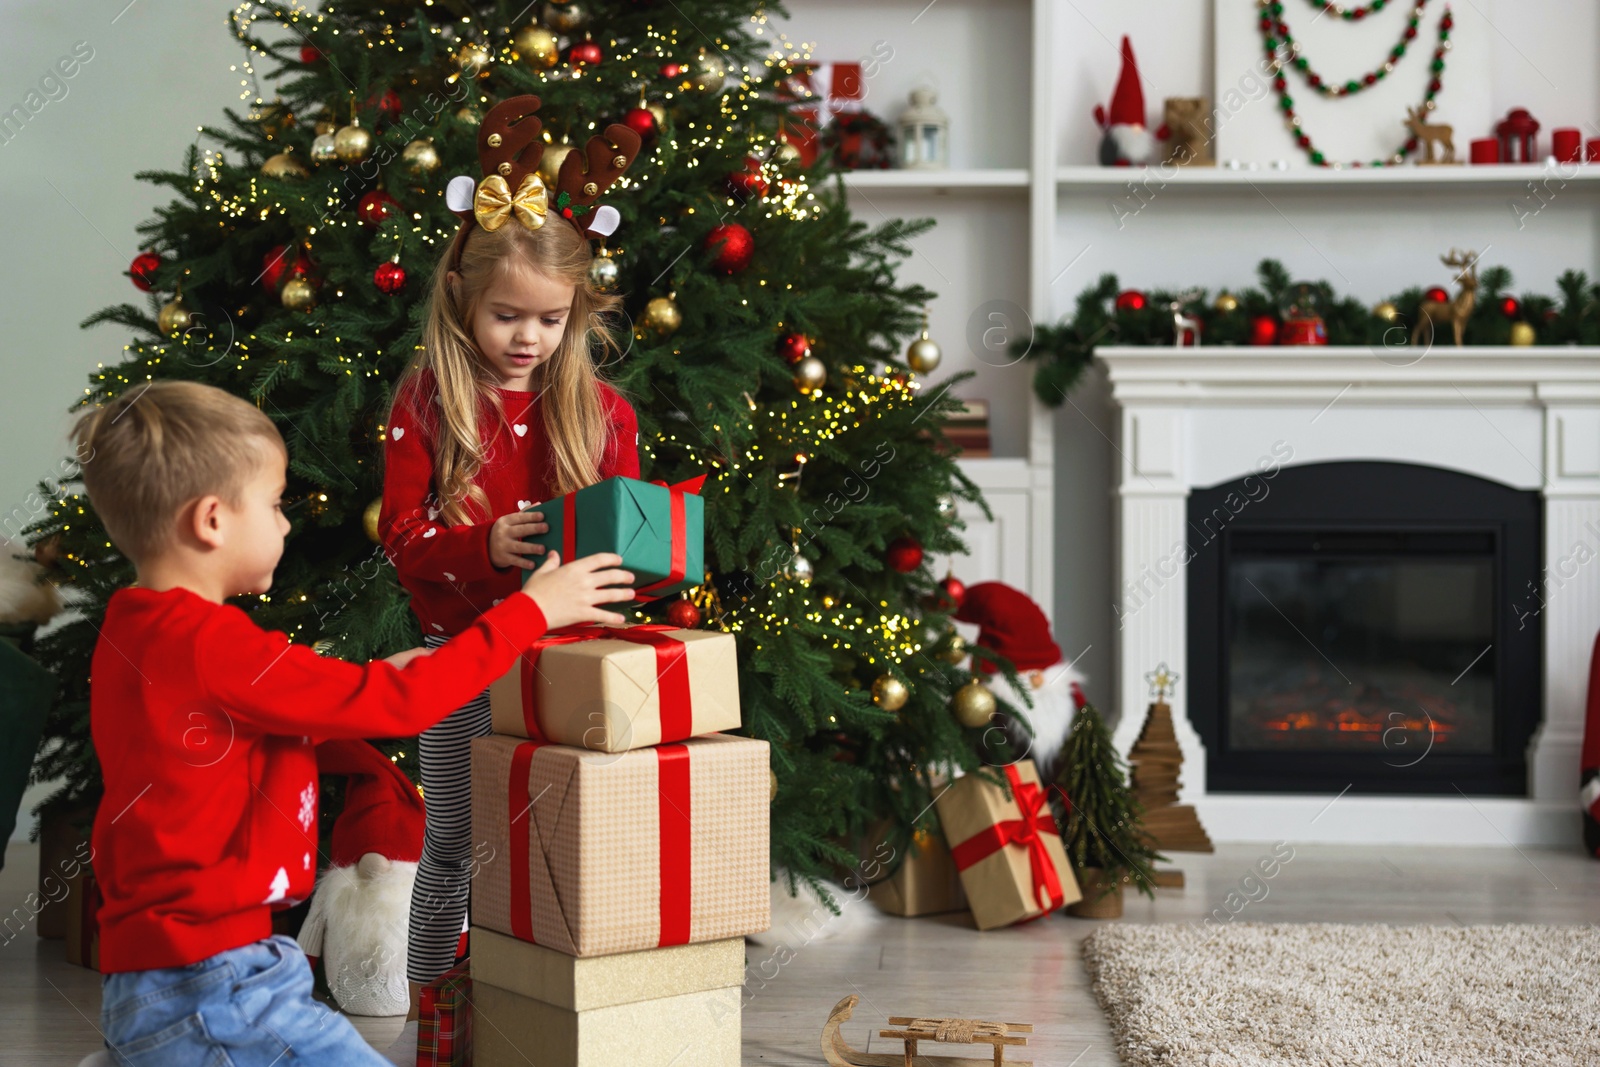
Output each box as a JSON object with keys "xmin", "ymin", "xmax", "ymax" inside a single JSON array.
[
  {"xmin": 488, "ymin": 623, "xmax": 740, "ymax": 752},
  {"xmin": 523, "ymin": 475, "xmax": 705, "ymax": 606},
  {"xmin": 471, "ymin": 732, "xmax": 770, "ymax": 957},
  {"xmin": 470, "ymin": 925, "xmax": 742, "ymax": 1067},
  {"xmin": 934, "ymin": 760, "xmax": 1078, "ymax": 930},
  {"xmin": 63, "ymin": 870, "xmax": 101, "ymax": 969},
  {"xmin": 862, "ymin": 820, "xmax": 968, "ymax": 918},
  {"xmin": 416, "ymin": 962, "xmax": 472, "ymax": 1067}
]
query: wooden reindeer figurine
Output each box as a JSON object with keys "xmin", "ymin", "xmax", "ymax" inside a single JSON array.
[
  {"xmin": 1412, "ymin": 249, "xmax": 1479, "ymax": 347},
  {"xmin": 1404, "ymin": 105, "xmax": 1456, "ymax": 164}
]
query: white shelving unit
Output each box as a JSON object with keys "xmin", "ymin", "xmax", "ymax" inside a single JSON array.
[{"xmin": 1057, "ymin": 161, "xmax": 1600, "ymax": 190}]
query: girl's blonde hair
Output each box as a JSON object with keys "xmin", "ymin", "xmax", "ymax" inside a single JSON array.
[{"xmin": 393, "ymin": 219, "xmax": 623, "ymax": 526}]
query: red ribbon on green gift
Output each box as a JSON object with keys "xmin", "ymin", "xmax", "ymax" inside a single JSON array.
[
  {"xmin": 947, "ymin": 764, "xmax": 1066, "ymax": 915},
  {"xmin": 559, "ymin": 474, "xmax": 706, "ymax": 603},
  {"xmin": 506, "ymin": 740, "xmax": 693, "ymax": 949},
  {"xmin": 517, "ymin": 622, "xmax": 694, "ymax": 745}
]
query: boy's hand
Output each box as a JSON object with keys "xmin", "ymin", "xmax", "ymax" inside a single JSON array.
[
  {"xmin": 520, "ymin": 551, "xmax": 635, "ymax": 629},
  {"xmin": 384, "ymin": 647, "xmax": 432, "ymax": 669},
  {"xmin": 489, "ymin": 510, "xmax": 549, "ymax": 570}
]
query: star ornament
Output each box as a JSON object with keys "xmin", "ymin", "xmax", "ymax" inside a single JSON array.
[{"xmin": 1145, "ymin": 662, "xmax": 1180, "ymax": 701}]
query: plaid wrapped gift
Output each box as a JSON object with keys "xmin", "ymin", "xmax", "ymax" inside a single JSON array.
[
  {"xmin": 471, "ymin": 733, "xmax": 769, "ymax": 957},
  {"xmin": 416, "ymin": 962, "xmax": 473, "ymax": 1067},
  {"xmin": 487, "ymin": 623, "xmax": 740, "ymax": 752}
]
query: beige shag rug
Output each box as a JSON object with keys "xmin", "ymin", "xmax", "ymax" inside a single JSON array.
[{"xmin": 1083, "ymin": 923, "xmax": 1600, "ymax": 1066}]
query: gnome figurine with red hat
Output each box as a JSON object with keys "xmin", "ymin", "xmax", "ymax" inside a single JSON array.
[
  {"xmin": 296, "ymin": 739, "xmax": 425, "ymax": 1016},
  {"xmin": 1093, "ymin": 36, "xmax": 1156, "ymax": 166},
  {"xmin": 954, "ymin": 581, "xmax": 1087, "ymax": 782}
]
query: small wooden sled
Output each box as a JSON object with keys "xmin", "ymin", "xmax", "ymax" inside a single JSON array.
[{"xmin": 821, "ymin": 994, "xmax": 1032, "ymax": 1067}]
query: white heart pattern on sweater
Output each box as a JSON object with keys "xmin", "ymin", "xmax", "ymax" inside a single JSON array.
[
  {"xmin": 423, "ymin": 528, "xmax": 437, "ymax": 538},
  {"xmin": 518, "ymin": 500, "xmax": 533, "ymax": 511},
  {"xmin": 443, "ymin": 572, "xmax": 455, "ymax": 582},
  {"xmin": 432, "ymin": 623, "xmax": 444, "ymax": 632},
  {"xmin": 391, "ymin": 427, "xmax": 404, "ymax": 440},
  {"xmin": 513, "ymin": 424, "xmax": 527, "ymax": 437},
  {"xmin": 427, "ymin": 506, "xmax": 439, "ymax": 520}
]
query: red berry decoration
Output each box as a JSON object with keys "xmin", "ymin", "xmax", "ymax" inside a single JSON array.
[
  {"xmin": 726, "ymin": 157, "xmax": 768, "ymax": 199},
  {"xmin": 129, "ymin": 251, "xmax": 161, "ymax": 292},
  {"xmin": 623, "ymin": 107, "xmax": 656, "ymax": 137},
  {"xmin": 1500, "ymin": 295, "xmax": 1521, "ymax": 318},
  {"xmin": 568, "ymin": 39, "xmax": 603, "ymax": 66},
  {"xmin": 1424, "ymin": 286, "xmax": 1450, "ymax": 304},
  {"xmin": 300, "ymin": 45, "xmax": 322, "ymax": 63},
  {"xmin": 704, "ymin": 222, "xmax": 754, "ymax": 274},
  {"xmin": 665, "ymin": 598, "xmax": 702, "ymax": 629},
  {"xmin": 886, "ymin": 536, "xmax": 923, "ymax": 574},
  {"xmin": 1248, "ymin": 314, "xmax": 1280, "ymax": 346},
  {"xmin": 373, "ymin": 261, "xmax": 407, "ymax": 294},
  {"xmin": 357, "ymin": 190, "xmax": 399, "ymax": 227},
  {"xmin": 937, "ymin": 574, "xmax": 966, "ymax": 611},
  {"xmin": 776, "ymin": 332, "xmax": 811, "ymax": 365},
  {"xmin": 1114, "ymin": 289, "xmax": 1147, "ymax": 312}
]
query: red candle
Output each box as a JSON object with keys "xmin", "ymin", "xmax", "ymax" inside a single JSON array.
[
  {"xmin": 1552, "ymin": 128, "xmax": 1582, "ymax": 163},
  {"xmin": 1469, "ymin": 138, "xmax": 1499, "ymax": 164},
  {"xmin": 1588, "ymin": 138, "xmax": 1600, "ymax": 163}
]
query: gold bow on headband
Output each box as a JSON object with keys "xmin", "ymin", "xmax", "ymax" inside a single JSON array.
[{"xmin": 473, "ymin": 173, "xmax": 547, "ymax": 232}]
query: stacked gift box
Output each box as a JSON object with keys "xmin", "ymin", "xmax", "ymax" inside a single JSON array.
[{"xmin": 453, "ymin": 475, "xmax": 768, "ymax": 1067}]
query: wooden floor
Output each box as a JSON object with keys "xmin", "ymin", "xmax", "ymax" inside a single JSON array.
[{"xmin": 4, "ymin": 841, "xmax": 1598, "ymax": 1066}]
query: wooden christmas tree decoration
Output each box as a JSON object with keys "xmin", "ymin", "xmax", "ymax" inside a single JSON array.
[{"xmin": 1129, "ymin": 664, "xmax": 1214, "ymax": 853}]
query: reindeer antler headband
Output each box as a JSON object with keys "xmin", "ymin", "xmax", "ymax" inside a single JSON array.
[{"xmin": 442, "ymin": 95, "xmax": 640, "ymax": 270}]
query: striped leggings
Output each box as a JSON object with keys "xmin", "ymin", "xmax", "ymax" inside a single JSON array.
[{"xmin": 406, "ymin": 634, "xmax": 491, "ymax": 983}]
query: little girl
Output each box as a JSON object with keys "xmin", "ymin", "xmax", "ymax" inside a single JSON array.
[{"xmin": 377, "ymin": 96, "xmax": 642, "ymax": 1054}]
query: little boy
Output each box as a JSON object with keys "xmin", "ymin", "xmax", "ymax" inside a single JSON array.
[{"xmin": 76, "ymin": 381, "xmax": 632, "ymax": 1065}]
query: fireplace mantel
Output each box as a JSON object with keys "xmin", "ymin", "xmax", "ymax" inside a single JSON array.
[{"xmin": 1098, "ymin": 346, "xmax": 1600, "ymax": 845}]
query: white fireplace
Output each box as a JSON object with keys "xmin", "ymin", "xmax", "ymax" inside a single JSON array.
[{"xmin": 1099, "ymin": 346, "xmax": 1600, "ymax": 846}]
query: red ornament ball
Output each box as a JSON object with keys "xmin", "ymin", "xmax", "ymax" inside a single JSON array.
[
  {"xmin": 568, "ymin": 40, "xmax": 603, "ymax": 66},
  {"xmin": 937, "ymin": 574, "xmax": 967, "ymax": 611},
  {"xmin": 260, "ymin": 245, "xmax": 303, "ymax": 292},
  {"xmin": 1424, "ymin": 286, "xmax": 1450, "ymax": 304},
  {"xmin": 300, "ymin": 45, "xmax": 322, "ymax": 63},
  {"xmin": 777, "ymin": 332, "xmax": 811, "ymax": 365},
  {"xmin": 622, "ymin": 106, "xmax": 656, "ymax": 137},
  {"xmin": 704, "ymin": 222, "xmax": 754, "ymax": 273},
  {"xmin": 373, "ymin": 261, "xmax": 407, "ymax": 294},
  {"xmin": 1248, "ymin": 314, "xmax": 1280, "ymax": 346},
  {"xmin": 726, "ymin": 157, "xmax": 768, "ymax": 199},
  {"xmin": 886, "ymin": 536, "xmax": 924, "ymax": 574},
  {"xmin": 129, "ymin": 251, "xmax": 161, "ymax": 292},
  {"xmin": 357, "ymin": 190, "xmax": 399, "ymax": 227},
  {"xmin": 369, "ymin": 89, "xmax": 403, "ymax": 122},
  {"xmin": 1114, "ymin": 289, "xmax": 1147, "ymax": 312},
  {"xmin": 1500, "ymin": 295, "xmax": 1521, "ymax": 319},
  {"xmin": 660, "ymin": 62, "xmax": 686, "ymax": 78},
  {"xmin": 665, "ymin": 598, "xmax": 702, "ymax": 629}
]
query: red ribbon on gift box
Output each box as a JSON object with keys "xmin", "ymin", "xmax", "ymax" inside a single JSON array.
[
  {"xmin": 507, "ymin": 741, "xmax": 693, "ymax": 948},
  {"xmin": 517, "ymin": 622, "xmax": 694, "ymax": 745},
  {"xmin": 947, "ymin": 764, "xmax": 1066, "ymax": 915},
  {"xmin": 558, "ymin": 474, "xmax": 705, "ymax": 603}
]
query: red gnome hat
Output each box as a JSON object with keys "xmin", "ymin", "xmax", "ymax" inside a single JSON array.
[
  {"xmin": 314, "ymin": 739, "xmax": 425, "ymax": 868},
  {"xmin": 954, "ymin": 581, "xmax": 1062, "ymax": 676},
  {"xmin": 1094, "ymin": 36, "xmax": 1147, "ymax": 130}
]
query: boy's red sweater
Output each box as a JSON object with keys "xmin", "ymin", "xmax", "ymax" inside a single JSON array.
[
  {"xmin": 380, "ymin": 372, "xmax": 639, "ymax": 636},
  {"xmin": 89, "ymin": 586, "xmax": 549, "ymax": 973}
]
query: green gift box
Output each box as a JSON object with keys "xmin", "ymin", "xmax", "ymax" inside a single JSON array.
[{"xmin": 524, "ymin": 475, "xmax": 705, "ymax": 606}]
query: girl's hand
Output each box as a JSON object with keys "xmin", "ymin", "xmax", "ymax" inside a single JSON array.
[
  {"xmin": 489, "ymin": 510, "xmax": 549, "ymax": 570},
  {"xmin": 384, "ymin": 647, "xmax": 432, "ymax": 669},
  {"xmin": 519, "ymin": 551, "xmax": 635, "ymax": 629}
]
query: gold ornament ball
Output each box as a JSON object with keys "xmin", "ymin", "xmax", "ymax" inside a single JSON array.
[
  {"xmin": 455, "ymin": 43, "xmax": 492, "ymax": 78},
  {"xmin": 785, "ymin": 550, "xmax": 814, "ymax": 585},
  {"xmin": 906, "ymin": 332, "xmax": 942, "ymax": 374},
  {"xmin": 1510, "ymin": 321, "xmax": 1537, "ymax": 346},
  {"xmin": 871, "ymin": 674, "xmax": 909, "ymax": 712},
  {"xmin": 646, "ymin": 102, "xmax": 666, "ymax": 128},
  {"xmin": 640, "ymin": 295, "xmax": 682, "ymax": 337},
  {"xmin": 314, "ymin": 116, "xmax": 337, "ymax": 137},
  {"xmin": 539, "ymin": 142, "xmax": 575, "ymax": 185},
  {"xmin": 333, "ymin": 121, "xmax": 372, "ymax": 163},
  {"xmin": 769, "ymin": 768, "xmax": 779, "ymax": 802},
  {"xmin": 691, "ymin": 48, "xmax": 728, "ymax": 91},
  {"xmin": 281, "ymin": 277, "xmax": 318, "ymax": 312},
  {"xmin": 363, "ymin": 498, "xmax": 383, "ymax": 543},
  {"xmin": 936, "ymin": 491, "xmax": 956, "ymax": 517},
  {"xmin": 401, "ymin": 138, "xmax": 441, "ymax": 176},
  {"xmin": 511, "ymin": 25, "xmax": 560, "ymax": 69},
  {"xmin": 455, "ymin": 105, "xmax": 481, "ymax": 124},
  {"xmin": 310, "ymin": 133, "xmax": 339, "ymax": 164},
  {"xmin": 260, "ymin": 150, "xmax": 310, "ymax": 179},
  {"xmin": 157, "ymin": 298, "xmax": 193, "ymax": 335},
  {"xmin": 1214, "ymin": 291, "xmax": 1240, "ymax": 313},
  {"xmin": 542, "ymin": 1, "xmax": 588, "ymax": 33},
  {"xmin": 935, "ymin": 632, "xmax": 968, "ymax": 664},
  {"xmin": 312, "ymin": 639, "xmax": 337, "ymax": 656},
  {"xmin": 952, "ymin": 679, "xmax": 997, "ymax": 728},
  {"xmin": 793, "ymin": 355, "xmax": 827, "ymax": 394},
  {"xmin": 1373, "ymin": 300, "xmax": 1400, "ymax": 323},
  {"xmin": 587, "ymin": 255, "xmax": 619, "ymax": 291},
  {"xmin": 252, "ymin": 101, "xmax": 294, "ymax": 138},
  {"xmin": 773, "ymin": 141, "xmax": 800, "ymax": 165}
]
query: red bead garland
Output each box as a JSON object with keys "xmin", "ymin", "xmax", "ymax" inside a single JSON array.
[{"xmin": 1266, "ymin": 0, "xmax": 1430, "ymax": 99}]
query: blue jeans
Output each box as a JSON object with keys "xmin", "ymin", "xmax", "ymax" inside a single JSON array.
[{"xmin": 100, "ymin": 934, "xmax": 390, "ymax": 1066}]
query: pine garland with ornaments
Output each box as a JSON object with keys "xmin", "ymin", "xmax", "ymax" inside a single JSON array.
[
  {"xmin": 24, "ymin": 0, "xmax": 1017, "ymax": 893},
  {"xmin": 1018, "ymin": 258, "xmax": 1600, "ymax": 406}
]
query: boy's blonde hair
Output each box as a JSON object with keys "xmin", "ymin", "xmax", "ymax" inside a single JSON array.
[
  {"xmin": 392, "ymin": 216, "xmax": 623, "ymax": 526},
  {"xmin": 71, "ymin": 381, "xmax": 285, "ymax": 561}
]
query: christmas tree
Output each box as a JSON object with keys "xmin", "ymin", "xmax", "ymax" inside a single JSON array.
[
  {"xmin": 23, "ymin": 0, "xmax": 1023, "ymax": 889},
  {"xmin": 1053, "ymin": 702, "xmax": 1162, "ymax": 901}
]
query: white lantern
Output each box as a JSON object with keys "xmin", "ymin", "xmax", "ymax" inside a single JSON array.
[{"xmin": 897, "ymin": 87, "xmax": 949, "ymax": 170}]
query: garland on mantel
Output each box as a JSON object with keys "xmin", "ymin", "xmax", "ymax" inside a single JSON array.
[{"xmin": 1017, "ymin": 259, "xmax": 1600, "ymax": 408}]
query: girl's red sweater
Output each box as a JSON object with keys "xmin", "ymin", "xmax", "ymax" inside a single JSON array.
[{"xmin": 380, "ymin": 370, "xmax": 640, "ymax": 636}]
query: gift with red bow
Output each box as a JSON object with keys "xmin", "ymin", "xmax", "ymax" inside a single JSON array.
[
  {"xmin": 935, "ymin": 760, "xmax": 1080, "ymax": 929},
  {"xmin": 487, "ymin": 622, "xmax": 740, "ymax": 752},
  {"xmin": 521, "ymin": 474, "xmax": 706, "ymax": 607}
]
